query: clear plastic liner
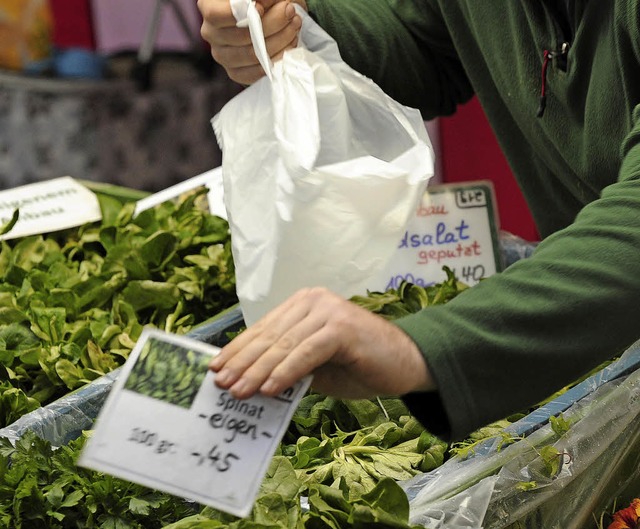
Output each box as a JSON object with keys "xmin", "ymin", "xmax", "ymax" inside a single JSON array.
[
  {"xmin": 0, "ymin": 369, "xmax": 120, "ymax": 447},
  {"xmin": 402, "ymin": 340, "xmax": 640, "ymax": 529},
  {"xmin": 498, "ymin": 230, "xmax": 538, "ymax": 269},
  {"xmin": 0, "ymin": 305, "xmax": 244, "ymax": 447}
]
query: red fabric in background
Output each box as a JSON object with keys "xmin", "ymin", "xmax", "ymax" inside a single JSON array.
[
  {"xmin": 49, "ymin": 0, "xmax": 96, "ymax": 49},
  {"xmin": 439, "ymin": 97, "xmax": 540, "ymax": 242}
]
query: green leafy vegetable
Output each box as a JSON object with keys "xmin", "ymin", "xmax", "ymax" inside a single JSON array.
[
  {"xmin": 0, "ymin": 210, "xmax": 19, "ymax": 237},
  {"xmin": 0, "ymin": 260, "xmax": 588, "ymax": 529},
  {"xmin": 350, "ymin": 266, "xmax": 467, "ymax": 319},
  {"xmin": 0, "ymin": 432, "xmax": 199, "ymax": 528},
  {"xmin": 0, "ymin": 187, "xmax": 237, "ymax": 426}
]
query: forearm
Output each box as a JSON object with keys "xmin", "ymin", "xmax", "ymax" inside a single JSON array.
[{"xmin": 396, "ymin": 163, "xmax": 640, "ymax": 442}]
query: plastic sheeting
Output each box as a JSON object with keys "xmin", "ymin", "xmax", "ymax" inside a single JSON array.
[
  {"xmin": 402, "ymin": 340, "xmax": 640, "ymax": 529},
  {"xmin": 499, "ymin": 230, "xmax": 538, "ymax": 269}
]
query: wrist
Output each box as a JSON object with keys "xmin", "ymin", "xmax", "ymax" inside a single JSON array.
[{"xmin": 398, "ymin": 331, "xmax": 437, "ymax": 393}]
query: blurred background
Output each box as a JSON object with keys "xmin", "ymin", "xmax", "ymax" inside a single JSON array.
[{"xmin": 0, "ymin": 0, "xmax": 538, "ymax": 241}]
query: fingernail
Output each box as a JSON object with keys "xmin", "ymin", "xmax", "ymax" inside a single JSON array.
[
  {"xmin": 230, "ymin": 378, "xmax": 249, "ymax": 398},
  {"xmin": 209, "ymin": 357, "xmax": 221, "ymax": 371},
  {"xmin": 285, "ymin": 2, "xmax": 295, "ymax": 19},
  {"xmin": 215, "ymin": 368, "xmax": 232, "ymax": 386},
  {"xmin": 260, "ymin": 378, "xmax": 278, "ymax": 395}
]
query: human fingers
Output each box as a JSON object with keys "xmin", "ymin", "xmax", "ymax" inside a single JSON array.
[
  {"xmin": 209, "ymin": 290, "xmax": 305, "ymax": 371},
  {"xmin": 225, "ymin": 302, "xmax": 330, "ymax": 399},
  {"xmin": 258, "ymin": 295, "xmax": 435, "ymax": 398},
  {"xmin": 209, "ymin": 289, "xmax": 315, "ymax": 384},
  {"xmin": 200, "ymin": 1, "xmax": 301, "ymax": 84},
  {"xmin": 222, "ymin": 288, "xmax": 351, "ymax": 398},
  {"xmin": 212, "ymin": 288, "xmax": 338, "ymax": 398},
  {"xmin": 198, "ymin": 0, "xmax": 239, "ymax": 32},
  {"xmin": 256, "ymin": 0, "xmax": 281, "ymax": 11},
  {"xmin": 256, "ymin": 0, "xmax": 307, "ymax": 13},
  {"xmin": 257, "ymin": 2, "xmax": 302, "ymax": 64},
  {"xmin": 214, "ymin": 10, "xmax": 301, "ymax": 85},
  {"xmin": 199, "ymin": 0, "xmax": 257, "ymax": 84}
]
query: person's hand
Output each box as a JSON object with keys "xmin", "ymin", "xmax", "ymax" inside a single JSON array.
[
  {"xmin": 198, "ymin": 0, "xmax": 306, "ymax": 85},
  {"xmin": 210, "ymin": 287, "xmax": 436, "ymax": 400}
]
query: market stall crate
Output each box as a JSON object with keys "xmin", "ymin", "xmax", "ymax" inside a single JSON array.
[
  {"xmin": 2, "ymin": 309, "xmax": 638, "ymax": 529},
  {"xmin": 403, "ymin": 339, "xmax": 640, "ymax": 529}
]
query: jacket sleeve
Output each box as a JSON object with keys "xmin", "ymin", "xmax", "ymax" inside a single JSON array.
[
  {"xmin": 305, "ymin": 0, "xmax": 474, "ymax": 118},
  {"xmin": 395, "ymin": 105, "xmax": 640, "ymax": 442}
]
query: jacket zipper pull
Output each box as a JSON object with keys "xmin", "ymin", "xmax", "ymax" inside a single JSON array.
[
  {"xmin": 537, "ymin": 42, "xmax": 569, "ymax": 118},
  {"xmin": 537, "ymin": 49, "xmax": 552, "ymax": 118}
]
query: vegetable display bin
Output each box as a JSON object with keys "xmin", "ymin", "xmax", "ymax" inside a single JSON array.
[
  {"xmin": 5, "ymin": 230, "xmax": 635, "ymax": 529},
  {"xmin": 0, "ymin": 178, "xmax": 240, "ymax": 439}
]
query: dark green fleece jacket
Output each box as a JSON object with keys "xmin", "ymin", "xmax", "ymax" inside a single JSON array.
[{"xmin": 305, "ymin": 0, "xmax": 640, "ymax": 440}]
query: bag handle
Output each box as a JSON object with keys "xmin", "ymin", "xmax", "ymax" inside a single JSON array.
[
  {"xmin": 230, "ymin": 0, "xmax": 274, "ymax": 79},
  {"xmin": 229, "ymin": 0, "xmax": 430, "ymax": 155}
]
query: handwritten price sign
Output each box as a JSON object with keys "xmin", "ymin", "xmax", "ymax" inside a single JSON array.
[
  {"xmin": 0, "ymin": 176, "xmax": 102, "ymax": 241},
  {"xmin": 79, "ymin": 329, "xmax": 311, "ymax": 518},
  {"xmin": 374, "ymin": 181, "xmax": 502, "ymax": 290}
]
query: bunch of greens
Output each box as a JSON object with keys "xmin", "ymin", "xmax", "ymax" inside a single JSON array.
[
  {"xmin": 0, "ymin": 188, "xmax": 237, "ymax": 427},
  {"xmin": 349, "ymin": 267, "xmax": 467, "ymax": 319},
  {"xmin": 0, "ymin": 432, "xmax": 200, "ymax": 529},
  {"xmin": 280, "ymin": 395, "xmax": 447, "ymax": 500},
  {"xmin": 164, "ymin": 455, "xmax": 427, "ymax": 529},
  {"xmin": 0, "ymin": 430, "xmax": 426, "ymax": 529}
]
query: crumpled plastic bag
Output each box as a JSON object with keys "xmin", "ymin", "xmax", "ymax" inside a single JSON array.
[{"xmin": 213, "ymin": 1, "xmax": 434, "ymax": 325}]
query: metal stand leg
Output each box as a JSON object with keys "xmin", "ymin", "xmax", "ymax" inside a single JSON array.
[{"xmin": 131, "ymin": 0, "xmax": 210, "ymax": 91}]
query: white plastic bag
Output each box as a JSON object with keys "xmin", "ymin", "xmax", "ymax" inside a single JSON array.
[{"xmin": 213, "ymin": 1, "xmax": 435, "ymax": 325}]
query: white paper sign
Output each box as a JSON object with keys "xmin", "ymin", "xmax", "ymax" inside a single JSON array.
[
  {"xmin": 373, "ymin": 181, "xmax": 502, "ymax": 290},
  {"xmin": 79, "ymin": 329, "xmax": 311, "ymax": 518},
  {"xmin": 134, "ymin": 167, "xmax": 227, "ymax": 219},
  {"xmin": 0, "ymin": 176, "xmax": 102, "ymax": 240}
]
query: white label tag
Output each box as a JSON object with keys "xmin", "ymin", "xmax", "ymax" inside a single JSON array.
[
  {"xmin": 134, "ymin": 167, "xmax": 227, "ymax": 220},
  {"xmin": 0, "ymin": 176, "xmax": 102, "ymax": 240},
  {"xmin": 373, "ymin": 181, "xmax": 502, "ymax": 290},
  {"xmin": 78, "ymin": 328, "xmax": 311, "ymax": 518}
]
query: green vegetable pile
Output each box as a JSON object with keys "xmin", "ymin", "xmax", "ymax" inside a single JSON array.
[
  {"xmin": 281, "ymin": 395, "xmax": 447, "ymax": 499},
  {"xmin": 0, "ymin": 396, "xmax": 442, "ymax": 529},
  {"xmin": 0, "ymin": 270, "xmax": 471, "ymax": 529},
  {"xmin": 0, "ymin": 218, "xmax": 624, "ymax": 529},
  {"xmin": 0, "ymin": 432, "xmax": 199, "ymax": 529},
  {"xmin": 0, "ymin": 187, "xmax": 237, "ymax": 427}
]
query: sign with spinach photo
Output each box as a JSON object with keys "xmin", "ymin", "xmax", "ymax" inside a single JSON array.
[{"xmin": 124, "ymin": 337, "xmax": 210, "ymax": 409}]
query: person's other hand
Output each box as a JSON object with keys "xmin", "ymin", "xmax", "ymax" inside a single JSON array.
[
  {"xmin": 210, "ymin": 287, "xmax": 436, "ymax": 400},
  {"xmin": 198, "ymin": 0, "xmax": 306, "ymax": 85}
]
